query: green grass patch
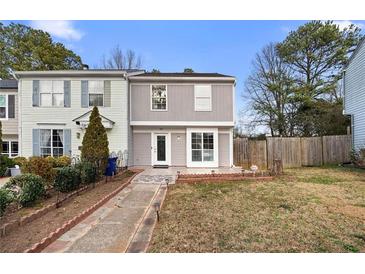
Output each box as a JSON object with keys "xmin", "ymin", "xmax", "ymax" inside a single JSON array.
[{"xmin": 300, "ymin": 175, "xmax": 341, "ymax": 185}]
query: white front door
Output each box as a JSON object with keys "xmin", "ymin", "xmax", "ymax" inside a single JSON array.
[{"xmin": 152, "ymin": 133, "xmax": 171, "ymax": 166}]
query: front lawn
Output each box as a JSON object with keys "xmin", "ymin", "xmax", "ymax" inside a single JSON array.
[{"xmin": 148, "ymin": 166, "xmax": 365, "ymax": 252}]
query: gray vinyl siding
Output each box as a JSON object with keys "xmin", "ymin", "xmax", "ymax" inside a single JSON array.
[
  {"xmin": 219, "ymin": 133, "xmax": 230, "ymax": 166},
  {"xmin": 131, "ymin": 84, "xmax": 233, "ymax": 122},
  {"xmin": 133, "ymin": 133, "xmax": 151, "ymax": 166},
  {"xmin": 344, "ymin": 41, "xmax": 365, "ymax": 150},
  {"xmin": 1, "ymin": 89, "xmax": 18, "ymax": 135},
  {"xmin": 171, "ymin": 133, "xmax": 186, "ymax": 166}
]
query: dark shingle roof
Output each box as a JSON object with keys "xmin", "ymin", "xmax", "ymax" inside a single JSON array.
[
  {"xmin": 134, "ymin": 72, "xmax": 234, "ymax": 78},
  {"xmin": 0, "ymin": 80, "xmax": 17, "ymax": 89}
]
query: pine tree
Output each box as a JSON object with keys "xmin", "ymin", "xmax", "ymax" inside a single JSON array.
[{"xmin": 81, "ymin": 106, "xmax": 109, "ymax": 175}]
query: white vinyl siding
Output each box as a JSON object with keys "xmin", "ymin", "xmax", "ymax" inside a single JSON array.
[
  {"xmin": 344, "ymin": 41, "xmax": 365, "ymax": 150},
  {"xmin": 194, "ymin": 85, "xmax": 212, "ymax": 111},
  {"xmin": 19, "ymin": 79, "xmax": 129, "ymax": 158}
]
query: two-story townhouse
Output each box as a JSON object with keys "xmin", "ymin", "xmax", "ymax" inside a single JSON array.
[
  {"xmin": 15, "ymin": 70, "xmax": 142, "ymax": 159},
  {"xmin": 343, "ymin": 38, "xmax": 365, "ymax": 150},
  {"xmin": 129, "ymin": 72, "xmax": 235, "ymax": 168},
  {"xmin": 0, "ymin": 80, "xmax": 19, "ymax": 158}
]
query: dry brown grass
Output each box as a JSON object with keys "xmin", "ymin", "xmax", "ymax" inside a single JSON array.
[{"xmin": 148, "ymin": 166, "xmax": 365, "ymax": 253}]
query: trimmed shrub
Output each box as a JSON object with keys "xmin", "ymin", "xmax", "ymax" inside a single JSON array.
[
  {"xmin": 12, "ymin": 174, "xmax": 46, "ymax": 207},
  {"xmin": 0, "ymin": 188, "xmax": 14, "ymax": 216},
  {"xmin": 46, "ymin": 156, "xmax": 71, "ymax": 168},
  {"xmin": 77, "ymin": 161, "xmax": 97, "ymax": 185},
  {"xmin": 56, "ymin": 156, "xmax": 71, "ymax": 167},
  {"xmin": 0, "ymin": 155, "xmax": 15, "ymax": 177},
  {"xmin": 22, "ymin": 157, "xmax": 56, "ymax": 187},
  {"xmin": 54, "ymin": 166, "xmax": 81, "ymax": 193},
  {"xmin": 13, "ymin": 156, "xmax": 28, "ymax": 167}
]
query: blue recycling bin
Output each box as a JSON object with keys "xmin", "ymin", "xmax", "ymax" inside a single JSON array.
[{"xmin": 105, "ymin": 157, "xmax": 118, "ymax": 176}]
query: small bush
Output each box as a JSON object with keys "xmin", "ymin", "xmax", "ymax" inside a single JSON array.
[
  {"xmin": 46, "ymin": 156, "xmax": 71, "ymax": 168},
  {"xmin": 12, "ymin": 174, "xmax": 46, "ymax": 207},
  {"xmin": 54, "ymin": 166, "xmax": 81, "ymax": 193},
  {"xmin": 0, "ymin": 188, "xmax": 14, "ymax": 216},
  {"xmin": 56, "ymin": 156, "xmax": 71, "ymax": 167},
  {"xmin": 0, "ymin": 155, "xmax": 15, "ymax": 177},
  {"xmin": 350, "ymin": 148, "xmax": 365, "ymax": 167},
  {"xmin": 13, "ymin": 156, "xmax": 28, "ymax": 167},
  {"xmin": 22, "ymin": 157, "xmax": 56, "ymax": 187},
  {"xmin": 77, "ymin": 161, "xmax": 97, "ymax": 185}
]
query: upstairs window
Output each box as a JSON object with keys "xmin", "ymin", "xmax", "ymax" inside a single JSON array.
[
  {"xmin": 194, "ymin": 85, "xmax": 212, "ymax": 111},
  {"xmin": 89, "ymin": 80, "xmax": 104, "ymax": 107},
  {"xmin": 40, "ymin": 80, "xmax": 64, "ymax": 107},
  {"xmin": 151, "ymin": 85, "xmax": 167, "ymax": 110},
  {"xmin": 0, "ymin": 95, "xmax": 7, "ymax": 118}
]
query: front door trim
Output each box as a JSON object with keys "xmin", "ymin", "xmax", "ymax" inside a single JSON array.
[{"xmin": 151, "ymin": 132, "xmax": 171, "ymax": 166}]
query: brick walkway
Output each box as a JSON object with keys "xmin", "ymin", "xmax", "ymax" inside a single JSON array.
[{"xmin": 43, "ymin": 181, "xmax": 167, "ymax": 253}]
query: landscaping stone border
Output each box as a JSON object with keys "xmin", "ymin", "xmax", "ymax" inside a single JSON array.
[
  {"xmin": 24, "ymin": 170, "xmax": 141, "ymax": 253},
  {"xmin": 177, "ymin": 172, "xmax": 273, "ymax": 183},
  {"xmin": 1, "ymin": 185, "xmax": 87, "ymax": 238}
]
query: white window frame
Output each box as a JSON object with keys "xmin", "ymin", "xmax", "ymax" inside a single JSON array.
[
  {"xmin": 0, "ymin": 94, "xmax": 8, "ymax": 120},
  {"xmin": 194, "ymin": 85, "xmax": 212, "ymax": 112},
  {"xmin": 39, "ymin": 129, "xmax": 65, "ymax": 157},
  {"xmin": 88, "ymin": 80, "xmax": 105, "ymax": 107},
  {"xmin": 186, "ymin": 128, "xmax": 218, "ymax": 167},
  {"xmin": 2, "ymin": 141, "xmax": 18, "ymax": 158},
  {"xmin": 39, "ymin": 80, "xmax": 64, "ymax": 108},
  {"xmin": 150, "ymin": 84, "xmax": 168, "ymax": 111}
]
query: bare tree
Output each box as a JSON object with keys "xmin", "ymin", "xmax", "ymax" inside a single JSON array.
[
  {"xmin": 244, "ymin": 43, "xmax": 296, "ymax": 137},
  {"xmin": 102, "ymin": 45, "xmax": 142, "ymax": 69}
]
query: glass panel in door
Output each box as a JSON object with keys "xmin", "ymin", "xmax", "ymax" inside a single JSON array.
[{"xmin": 157, "ymin": 135, "xmax": 166, "ymax": 161}]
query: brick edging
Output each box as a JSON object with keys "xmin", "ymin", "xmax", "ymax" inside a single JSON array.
[
  {"xmin": 0, "ymin": 185, "xmax": 89, "ymax": 238},
  {"xmin": 24, "ymin": 170, "xmax": 141, "ymax": 253},
  {"xmin": 177, "ymin": 176, "xmax": 274, "ymax": 183}
]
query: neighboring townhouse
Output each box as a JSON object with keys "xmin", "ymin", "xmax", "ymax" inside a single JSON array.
[
  {"xmin": 343, "ymin": 38, "xmax": 365, "ymax": 150},
  {"xmin": 15, "ymin": 69, "xmax": 142, "ymax": 159},
  {"xmin": 129, "ymin": 72, "xmax": 235, "ymax": 168},
  {"xmin": 0, "ymin": 80, "xmax": 19, "ymax": 158}
]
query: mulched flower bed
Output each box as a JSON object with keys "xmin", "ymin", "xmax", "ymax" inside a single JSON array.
[{"xmin": 0, "ymin": 170, "xmax": 136, "ymax": 253}]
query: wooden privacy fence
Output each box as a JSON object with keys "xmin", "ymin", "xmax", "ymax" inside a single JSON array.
[{"xmin": 234, "ymin": 135, "xmax": 352, "ymax": 170}]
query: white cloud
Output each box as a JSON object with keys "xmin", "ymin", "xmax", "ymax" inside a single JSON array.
[
  {"xmin": 332, "ymin": 20, "xmax": 364, "ymax": 31},
  {"xmin": 30, "ymin": 20, "xmax": 84, "ymax": 41}
]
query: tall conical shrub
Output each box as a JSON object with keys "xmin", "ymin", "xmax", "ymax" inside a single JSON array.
[{"xmin": 81, "ymin": 106, "xmax": 109, "ymax": 175}]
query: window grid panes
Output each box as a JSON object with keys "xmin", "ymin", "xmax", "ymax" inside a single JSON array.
[
  {"xmin": 151, "ymin": 85, "xmax": 167, "ymax": 110},
  {"xmin": 40, "ymin": 80, "xmax": 64, "ymax": 107},
  {"xmin": 1, "ymin": 141, "xmax": 18, "ymax": 157},
  {"xmin": 0, "ymin": 95, "xmax": 7, "ymax": 118},
  {"xmin": 191, "ymin": 132, "xmax": 214, "ymax": 162},
  {"xmin": 40, "ymin": 129, "xmax": 64, "ymax": 157},
  {"xmin": 88, "ymin": 81, "xmax": 104, "ymax": 107}
]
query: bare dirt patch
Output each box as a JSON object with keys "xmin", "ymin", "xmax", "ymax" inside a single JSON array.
[
  {"xmin": 148, "ymin": 166, "xmax": 365, "ymax": 253},
  {"xmin": 0, "ymin": 171, "xmax": 135, "ymax": 253}
]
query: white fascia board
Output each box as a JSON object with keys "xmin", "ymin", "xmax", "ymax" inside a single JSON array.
[
  {"xmin": 14, "ymin": 71, "xmax": 129, "ymax": 78},
  {"xmin": 129, "ymin": 76, "xmax": 235, "ymax": 82},
  {"xmin": 130, "ymin": 121, "xmax": 235, "ymax": 126}
]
